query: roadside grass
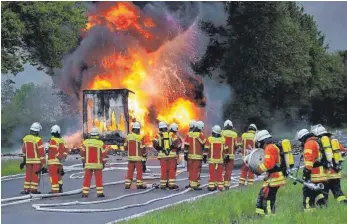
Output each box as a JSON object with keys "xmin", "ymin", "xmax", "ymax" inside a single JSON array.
[
  {"xmin": 1, "ymin": 159, "xmax": 25, "ymax": 176},
  {"xmin": 125, "ymin": 163, "xmax": 347, "ymax": 224}
]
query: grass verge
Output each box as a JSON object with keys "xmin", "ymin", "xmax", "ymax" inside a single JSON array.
[
  {"xmin": 125, "ymin": 163, "xmax": 347, "ymax": 224},
  {"xmin": 1, "ymin": 159, "xmax": 25, "ymax": 176}
]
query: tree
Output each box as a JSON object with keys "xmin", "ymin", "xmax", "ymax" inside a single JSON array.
[{"xmin": 1, "ymin": 2, "xmax": 86, "ymax": 75}]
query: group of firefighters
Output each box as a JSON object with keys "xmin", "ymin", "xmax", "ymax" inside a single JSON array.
[{"xmin": 20, "ymin": 120, "xmax": 346, "ymax": 215}]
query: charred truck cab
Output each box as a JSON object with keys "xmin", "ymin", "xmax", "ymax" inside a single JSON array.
[{"xmin": 82, "ymin": 89, "xmax": 134, "ymax": 154}]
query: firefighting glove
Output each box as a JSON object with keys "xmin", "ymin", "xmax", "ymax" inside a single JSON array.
[
  {"xmin": 102, "ymin": 163, "xmax": 105, "ymax": 170},
  {"xmin": 82, "ymin": 162, "xmax": 85, "ymax": 168},
  {"xmin": 203, "ymin": 155, "xmax": 207, "ymax": 163},
  {"xmin": 224, "ymin": 155, "xmax": 230, "ymax": 163},
  {"xmin": 184, "ymin": 152, "xmax": 188, "ymax": 161},
  {"xmin": 303, "ymin": 168, "xmax": 311, "ymax": 182},
  {"xmin": 313, "ymin": 161, "xmax": 322, "ymax": 168},
  {"xmin": 142, "ymin": 160, "xmax": 147, "ymax": 172},
  {"xmin": 19, "ymin": 157, "xmax": 26, "ymax": 169},
  {"xmin": 61, "ymin": 168, "xmax": 65, "ymax": 176}
]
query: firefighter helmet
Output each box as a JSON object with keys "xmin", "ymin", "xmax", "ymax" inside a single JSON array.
[
  {"xmin": 196, "ymin": 121, "xmax": 204, "ymax": 130},
  {"xmin": 248, "ymin": 124, "xmax": 257, "ymax": 131},
  {"xmin": 254, "ymin": 130, "xmax": 271, "ymax": 142},
  {"xmin": 212, "ymin": 125, "xmax": 222, "ymax": 134},
  {"xmin": 295, "ymin": 129, "xmax": 310, "ymax": 141},
  {"xmin": 224, "ymin": 120, "xmax": 233, "ymax": 128},
  {"xmin": 158, "ymin": 121, "xmax": 167, "ymax": 129},
  {"xmin": 50, "ymin": 125, "xmax": 61, "ymax": 134},
  {"xmin": 90, "ymin": 127, "xmax": 99, "ymax": 136},
  {"xmin": 170, "ymin": 123, "xmax": 178, "ymax": 132},
  {"xmin": 311, "ymin": 124, "xmax": 328, "ymax": 136},
  {"xmin": 189, "ymin": 120, "xmax": 196, "ymax": 128},
  {"xmin": 30, "ymin": 122, "xmax": 42, "ymax": 132},
  {"xmin": 132, "ymin": 121, "xmax": 141, "ymax": 129}
]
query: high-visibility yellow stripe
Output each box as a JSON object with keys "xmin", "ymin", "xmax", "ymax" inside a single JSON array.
[
  {"xmin": 337, "ymin": 195, "xmax": 346, "ymax": 202},
  {"xmin": 305, "ymin": 197, "xmax": 310, "ymax": 209},
  {"xmin": 255, "ymin": 208, "xmax": 265, "ymax": 215}
]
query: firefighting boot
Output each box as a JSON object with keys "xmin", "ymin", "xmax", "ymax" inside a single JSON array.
[
  {"xmin": 97, "ymin": 193, "xmax": 105, "ymax": 198},
  {"xmin": 20, "ymin": 190, "xmax": 30, "ymax": 195},
  {"xmin": 169, "ymin": 185, "xmax": 179, "ymax": 190},
  {"xmin": 82, "ymin": 193, "xmax": 88, "ymax": 198},
  {"xmin": 160, "ymin": 185, "xmax": 168, "ymax": 190},
  {"xmin": 185, "ymin": 184, "xmax": 190, "ymax": 189},
  {"xmin": 125, "ymin": 184, "xmax": 131, "ymax": 189},
  {"xmin": 207, "ymin": 186, "xmax": 216, "ymax": 191},
  {"xmin": 191, "ymin": 186, "xmax": 202, "ymax": 190},
  {"xmin": 59, "ymin": 184, "xmax": 63, "ymax": 193},
  {"xmin": 224, "ymin": 186, "xmax": 230, "ymax": 190},
  {"xmin": 31, "ymin": 191, "xmax": 41, "ymax": 194},
  {"xmin": 137, "ymin": 185, "xmax": 147, "ymax": 189}
]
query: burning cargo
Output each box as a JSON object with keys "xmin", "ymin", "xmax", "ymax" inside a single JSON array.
[{"xmin": 82, "ymin": 89, "xmax": 134, "ymax": 145}]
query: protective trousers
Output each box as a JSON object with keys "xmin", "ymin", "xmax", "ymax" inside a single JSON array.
[
  {"xmin": 125, "ymin": 161, "xmax": 144, "ymax": 187},
  {"xmin": 159, "ymin": 158, "xmax": 176, "ymax": 188},
  {"xmin": 83, "ymin": 169, "xmax": 103, "ymax": 195},
  {"xmin": 24, "ymin": 164, "xmax": 41, "ymax": 193},
  {"xmin": 323, "ymin": 179, "xmax": 347, "ymax": 204},
  {"xmin": 302, "ymin": 184, "xmax": 327, "ymax": 212},
  {"xmin": 224, "ymin": 159, "xmax": 234, "ymax": 187},
  {"xmin": 256, "ymin": 186, "xmax": 279, "ymax": 215},
  {"xmin": 239, "ymin": 162, "xmax": 254, "ymax": 185},
  {"xmin": 188, "ymin": 159, "xmax": 202, "ymax": 188},
  {"xmin": 49, "ymin": 164, "xmax": 63, "ymax": 193},
  {"xmin": 208, "ymin": 163, "xmax": 224, "ymax": 190}
]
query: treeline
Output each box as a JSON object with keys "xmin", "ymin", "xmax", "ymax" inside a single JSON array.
[{"xmin": 193, "ymin": 2, "xmax": 347, "ymax": 131}]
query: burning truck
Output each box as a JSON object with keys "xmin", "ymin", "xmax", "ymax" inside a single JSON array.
[{"xmin": 83, "ymin": 88, "xmax": 134, "ymax": 153}]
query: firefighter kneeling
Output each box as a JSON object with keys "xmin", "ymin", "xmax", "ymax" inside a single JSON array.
[
  {"xmin": 296, "ymin": 128, "xmax": 327, "ymax": 211},
  {"xmin": 205, "ymin": 125, "xmax": 228, "ymax": 191},
  {"xmin": 253, "ymin": 130, "xmax": 286, "ymax": 216},
  {"xmin": 80, "ymin": 127, "xmax": 108, "ymax": 198},
  {"xmin": 124, "ymin": 122, "xmax": 147, "ymax": 189}
]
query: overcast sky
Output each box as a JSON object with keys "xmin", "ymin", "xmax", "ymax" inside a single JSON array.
[{"xmin": 5, "ymin": 1, "xmax": 347, "ymax": 87}]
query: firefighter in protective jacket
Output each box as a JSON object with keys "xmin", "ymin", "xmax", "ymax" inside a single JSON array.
[
  {"xmin": 48, "ymin": 125, "xmax": 68, "ymax": 193},
  {"xmin": 205, "ymin": 125, "xmax": 228, "ymax": 191},
  {"xmin": 239, "ymin": 124, "xmax": 257, "ymax": 186},
  {"xmin": 311, "ymin": 125, "xmax": 347, "ymax": 205},
  {"xmin": 255, "ymin": 130, "xmax": 286, "ymax": 216},
  {"xmin": 124, "ymin": 122, "xmax": 147, "ymax": 189},
  {"xmin": 80, "ymin": 127, "xmax": 108, "ymax": 197},
  {"xmin": 153, "ymin": 121, "xmax": 178, "ymax": 189},
  {"xmin": 20, "ymin": 122, "xmax": 47, "ymax": 194},
  {"xmin": 183, "ymin": 121, "xmax": 206, "ymax": 190},
  {"xmin": 296, "ymin": 128, "xmax": 327, "ymax": 211},
  {"xmin": 221, "ymin": 120, "xmax": 238, "ymax": 189},
  {"xmin": 169, "ymin": 123, "xmax": 183, "ymax": 179}
]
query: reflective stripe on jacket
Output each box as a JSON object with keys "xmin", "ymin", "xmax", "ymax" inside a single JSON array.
[
  {"xmin": 184, "ymin": 132, "xmax": 206, "ymax": 160},
  {"xmin": 205, "ymin": 136, "xmax": 228, "ymax": 164},
  {"xmin": 81, "ymin": 138, "xmax": 107, "ymax": 169},
  {"xmin": 304, "ymin": 137, "xmax": 327, "ymax": 183},
  {"xmin": 124, "ymin": 133, "xmax": 145, "ymax": 161},
  {"xmin": 48, "ymin": 137, "xmax": 67, "ymax": 165},
  {"xmin": 221, "ymin": 130, "xmax": 237, "ymax": 159},
  {"xmin": 22, "ymin": 134, "xmax": 46, "ymax": 165}
]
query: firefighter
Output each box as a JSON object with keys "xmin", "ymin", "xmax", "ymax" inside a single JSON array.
[
  {"xmin": 124, "ymin": 122, "xmax": 147, "ymax": 189},
  {"xmin": 184, "ymin": 121, "xmax": 196, "ymax": 166},
  {"xmin": 183, "ymin": 121, "xmax": 206, "ymax": 190},
  {"xmin": 20, "ymin": 122, "xmax": 47, "ymax": 194},
  {"xmin": 205, "ymin": 125, "xmax": 228, "ymax": 191},
  {"xmin": 168, "ymin": 123, "xmax": 182, "ymax": 189},
  {"xmin": 254, "ymin": 130, "xmax": 286, "ymax": 216},
  {"xmin": 239, "ymin": 124, "xmax": 257, "ymax": 186},
  {"xmin": 311, "ymin": 125, "xmax": 347, "ymax": 205},
  {"xmin": 80, "ymin": 127, "xmax": 108, "ymax": 197},
  {"xmin": 221, "ymin": 120, "xmax": 238, "ymax": 189},
  {"xmin": 153, "ymin": 122, "xmax": 176, "ymax": 189},
  {"xmin": 47, "ymin": 125, "xmax": 68, "ymax": 193},
  {"xmin": 296, "ymin": 128, "xmax": 327, "ymax": 211}
]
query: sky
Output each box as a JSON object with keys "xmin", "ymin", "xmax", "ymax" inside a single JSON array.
[{"xmin": 4, "ymin": 1, "xmax": 347, "ymax": 87}]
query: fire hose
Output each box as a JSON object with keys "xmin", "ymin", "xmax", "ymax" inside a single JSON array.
[{"xmin": 288, "ymin": 175, "xmax": 324, "ymax": 191}]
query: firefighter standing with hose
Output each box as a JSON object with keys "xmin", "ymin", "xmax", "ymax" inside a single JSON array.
[
  {"xmin": 20, "ymin": 122, "xmax": 47, "ymax": 194},
  {"xmin": 153, "ymin": 121, "xmax": 177, "ymax": 190},
  {"xmin": 239, "ymin": 124, "xmax": 257, "ymax": 186},
  {"xmin": 183, "ymin": 121, "xmax": 206, "ymax": 190},
  {"xmin": 205, "ymin": 125, "xmax": 228, "ymax": 191},
  {"xmin": 254, "ymin": 130, "xmax": 286, "ymax": 216},
  {"xmin": 47, "ymin": 125, "xmax": 68, "ymax": 193},
  {"xmin": 124, "ymin": 122, "xmax": 147, "ymax": 189},
  {"xmin": 169, "ymin": 123, "xmax": 183, "ymax": 184},
  {"xmin": 296, "ymin": 128, "xmax": 327, "ymax": 211},
  {"xmin": 311, "ymin": 125, "xmax": 347, "ymax": 205},
  {"xmin": 80, "ymin": 127, "xmax": 108, "ymax": 198}
]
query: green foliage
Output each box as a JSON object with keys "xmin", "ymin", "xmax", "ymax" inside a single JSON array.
[
  {"xmin": 1, "ymin": 2, "xmax": 86, "ymax": 75},
  {"xmin": 1, "ymin": 159, "xmax": 25, "ymax": 176},
  {"xmin": 193, "ymin": 2, "xmax": 347, "ymax": 130}
]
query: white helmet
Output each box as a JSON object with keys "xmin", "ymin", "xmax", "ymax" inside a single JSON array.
[
  {"xmin": 296, "ymin": 129, "xmax": 310, "ymax": 141},
  {"xmin": 90, "ymin": 127, "xmax": 99, "ymax": 136},
  {"xmin": 132, "ymin": 121, "xmax": 141, "ymax": 129},
  {"xmin": 158, "ymin": 121, "xmax": 168, "ymax": 129},
  {"xmin": 249, "ymin": 124, "xmax": 257, "ymax": 131},
  {"xmin": 30, "ymin": 122, "xmax": 42, "ymax": 132},
  {"xmin": 224, "ymin": 120, "xmax": 233, "ymax": 128},
  {"xmin": 189, "ymin": 120, "xmax": 196, "ymax": 129},
  {"xmin": 311, "ymin": 124, "xmax": 328, "ymax": 136},
  {"xmin": 196, "ymin": 121, "xmax": 204, "ymax": 130},
  {"xmin": 254, "ymin": 130, "xmax": 271, "ymax": 142},
  {"xmin": 212, "ymin": 125, "xmax": 222, "ymax": 134},
  {"xmin": 50, "ymin": 125, "xmax": 61, "ymax": 134},
  {"xmin": 169, "ymin": 123, "xmax": 178, "ymax": 132}
]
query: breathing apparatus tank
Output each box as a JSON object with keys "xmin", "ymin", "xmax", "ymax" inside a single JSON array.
[
  {"xmin": 281, "ymin": 139, "xmax": 295, "ymax": 169},
  {"xmin": 331, "ymin": 138, "xmax": 342, "ymax": 166},
  {"xmin": 320, "ymin": 135, "xmax": 334, "ymax": 168}
]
